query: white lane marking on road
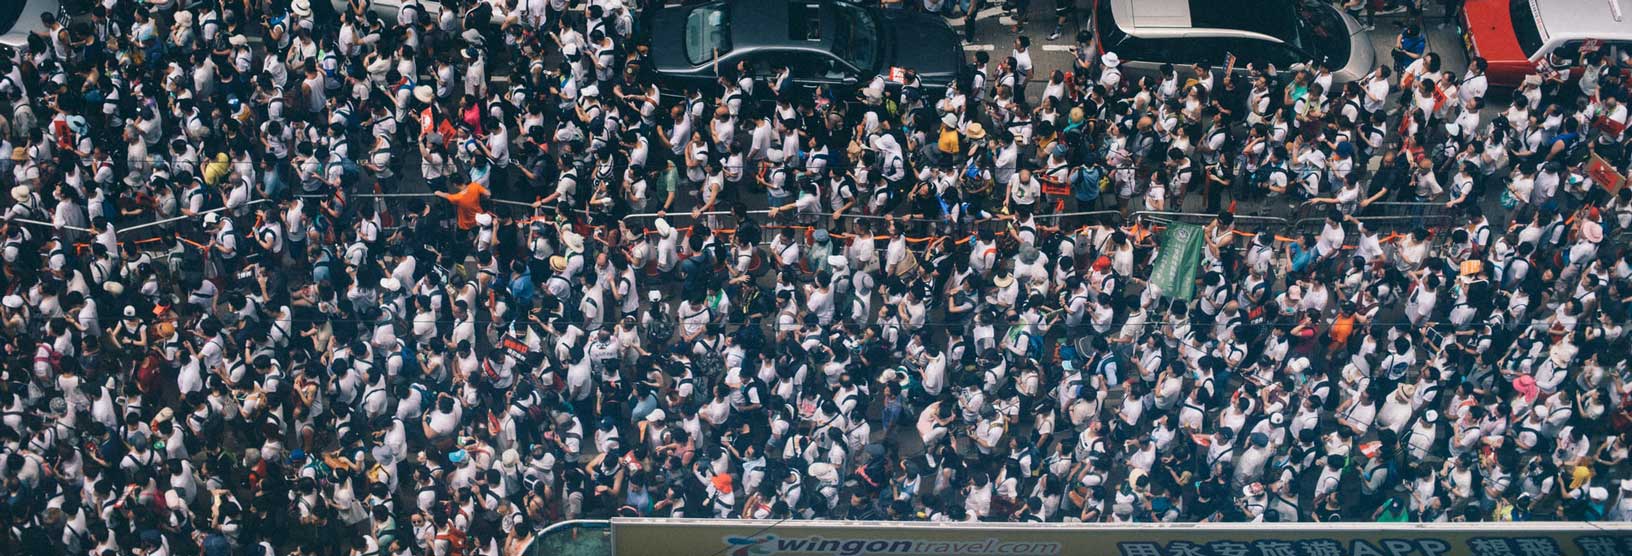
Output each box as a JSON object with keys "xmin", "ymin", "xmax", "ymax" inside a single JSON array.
[
  {"xmin": 963, "ymin": 44, "xmax": 995, "ymax": 51},
  {"xmin": 944, "ymin": 7, "xmax": 1006, "ymax": 24},
  {"xmin": 1040, "ymin": 45, "xmax": 1075, "ymax": 52}
]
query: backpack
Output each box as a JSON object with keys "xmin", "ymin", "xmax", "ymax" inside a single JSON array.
[
  {"xmin": 33, "ymin": 343, "xmax": 63, "ymax": 373},
  {"xmin": 693, "ymin": 337, "xmax": 725, "ymax": 378},
  {"xmin": 468, "ymin": 504, "xmax": 503, "ymax": 542},
  {"xmin": 1564, "ymin": 134, "xmax": 1591, "ymax": 165},
  {"xmin": 1072, "ymin": 164, "xmax": 1105, "ymax": 203},
  {"xmin": 645, "ymin": 310, "xmax": 674, "ymax": 346},
  {"xmin": 435, "ymin": 528, "xmax": 468, "ymax": 556},
  {"xmin": 1093, "ymin": 349, "xmax": 1126, "ymax": 384},
  {"xmin": 1254, "ymin": 165, "xmax": 1290, "ymax": 190},
  {"xmin": 338, "ymin": 158, "xmax": 363, "ymax": 188},
  {"xmin": 136, "ymin": 351, "xmax": 164, "ymax": 393}
]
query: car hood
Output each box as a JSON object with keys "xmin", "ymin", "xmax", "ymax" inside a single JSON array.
[{"xmin": 881, "ymin": 12, "xmax": 962, "ymax": 83}]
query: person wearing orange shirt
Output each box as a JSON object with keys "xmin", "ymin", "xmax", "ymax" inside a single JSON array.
[
  {"xmin": 436, "ymin": 181, "xmax": 490, "ymax": 231},
  {"xmin": 1327, "ymin": 302, "xmax": 1362, "ymax": 353},
  {"xmin": 435, "ymin": 181, "xmax": 490, "ymax": 262}
]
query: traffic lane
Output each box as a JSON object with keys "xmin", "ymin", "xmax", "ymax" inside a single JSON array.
[{"xmin": 950, "ymin": 1, "xmax": 1082, "ymax": 101}]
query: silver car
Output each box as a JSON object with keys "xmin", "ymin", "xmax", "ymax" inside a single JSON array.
[
  {"xmin": 1092, "ymin": 0, "xmax": 1376, "ymax": 82},
  {"xmin": 0, "ymin": 0, "xmax": 59, "ymax": 51}
]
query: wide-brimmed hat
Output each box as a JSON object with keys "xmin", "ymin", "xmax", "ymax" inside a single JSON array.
[
  {"xmin": 654, "ymin": 218, "xmax": 673, "ymax": 237},
  {"xmin": 1583, "ymin": 221, "xmax": 1605, "ymax": 243},
  {"xmin": 9, "ymin": 147, "xmax": 25, "ymax": 162},
  {"xmin": 965, "ymin": 122, "xmax": 987, "ymax": 140},
  {"xmin": 561, "ymin": 230, "xmax": 585, "ymax": 252},
  {"xmin": 890, "ymin": 251, "xmax": 919, "ymax": 277},
  {"xmin": 10, "ymin": 185, "xmax": 29, "ymax": 203},
  {"xmin": 1101, "ymin": 52, "xmax": 1121, "ymax": 68},
  {"xmin": 413, "ymin": 85, "xmax": 434, "ymax": 103},
  {"xmin": 291, "ymin": 0, "xmax": 312, "ymax": 17},
  {"xmin": 550, "ymin": 255, "xmax": 568, "ymax": 273}
]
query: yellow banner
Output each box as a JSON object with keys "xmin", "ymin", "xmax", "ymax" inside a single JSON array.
[{"xmin": 610, "ymin": 519, "xmax": 1632, "ymax": 556}]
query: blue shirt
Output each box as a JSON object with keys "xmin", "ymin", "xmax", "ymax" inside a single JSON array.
[
  {"xmin": 510, "ymin": 272, "xmax": 535, "ymax": 308},
  {"xmin": 1290, "ymin": 243, "xmax": 1316, "ymax": 273},
  {"xmin": 1401, "ymin": 34, "xmax": 1426, "ymax": 55}
]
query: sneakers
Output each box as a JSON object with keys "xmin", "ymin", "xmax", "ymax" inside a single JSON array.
[{"xmin": 1048, "ymin": 28, "xmax": 1061, "ymax": 40}]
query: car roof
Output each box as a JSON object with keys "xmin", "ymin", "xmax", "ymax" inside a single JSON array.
[
  {"xmin": 1109, "ymin": 0, "xmax": 1191, "ymax": 30},
  {"xmin": 729, "ymin": 0, "xmax": 836, "ymax": 51},
  {"xmin": 1531, "ymin": 0, "xmax": 1632, "ymax": 42},
  {"xmin": 1108, "ymin": 0, "xmax": 1284, "ymax": 42}
]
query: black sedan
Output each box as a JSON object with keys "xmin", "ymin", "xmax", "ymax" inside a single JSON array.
[{"xmin": 645, "ymin": 0, "xmax": 964, "ymax": 97}]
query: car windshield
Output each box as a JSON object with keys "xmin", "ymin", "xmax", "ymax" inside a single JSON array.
[
  {"xmin": 1290, "ymin": 0, "xmax": 1350, "ymax": 67},
  {"xmin": 684, "ymin": 6, "xmax": 731, "ymax": 65},
  {"xmin": 1510, "ymin": 0, "xmax": 1545, "ymax": 58},
  {"xmin": 832, "ymin": 3, "xmax": 879, "ymax": 71},
  {"xmin": 1188, "ymin": 0, "xmax": 1350, "ymax": 67}
]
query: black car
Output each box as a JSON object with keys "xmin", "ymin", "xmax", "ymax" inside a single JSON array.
[{"xmin": 645, "ymin": 0, "xmax": 964, "ymax": 97}]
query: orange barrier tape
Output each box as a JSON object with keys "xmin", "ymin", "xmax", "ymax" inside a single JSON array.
[{"xmin": 179, "ymin": 237, "xmax": 210, "ymax": 252}]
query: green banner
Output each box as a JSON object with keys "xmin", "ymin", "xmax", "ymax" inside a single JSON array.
[{"xmin": 1148, "ymin": 222, "xmax": 1204, "ymax": 300}]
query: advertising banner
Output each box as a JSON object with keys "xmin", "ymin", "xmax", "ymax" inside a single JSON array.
[{"xmin": 611, "ymin": 519, "xmax": 1632, "ymax": 556}]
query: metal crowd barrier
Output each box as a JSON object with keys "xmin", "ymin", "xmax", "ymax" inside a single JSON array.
[
  {"xmin": 117, "ymin": 200, "xmax": 273, "ymax": 239},
  {"xmin": 1363, "ymin": 201, "xmax": 1455, "ymax": 222},
  {"xmin": 8, "ymin": 217, "xmax": 93, "ymax": 234},
  {"xmin": 77, "ymin": 189, "xmax": 1460, "ymax": 265},
  {"xmin": 1131, "ymin": 211, "xmax": 1291, "ymax": 231}
]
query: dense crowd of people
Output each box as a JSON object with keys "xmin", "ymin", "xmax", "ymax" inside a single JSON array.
[{"xmin": 4, "ymin": 0, "xmax": 1632, "ymax": 554}]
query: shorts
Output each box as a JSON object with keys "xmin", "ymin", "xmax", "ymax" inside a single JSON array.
[{"xmin": 1055, "ymin": 0, "xmax": 1073, "ymax": 15}]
